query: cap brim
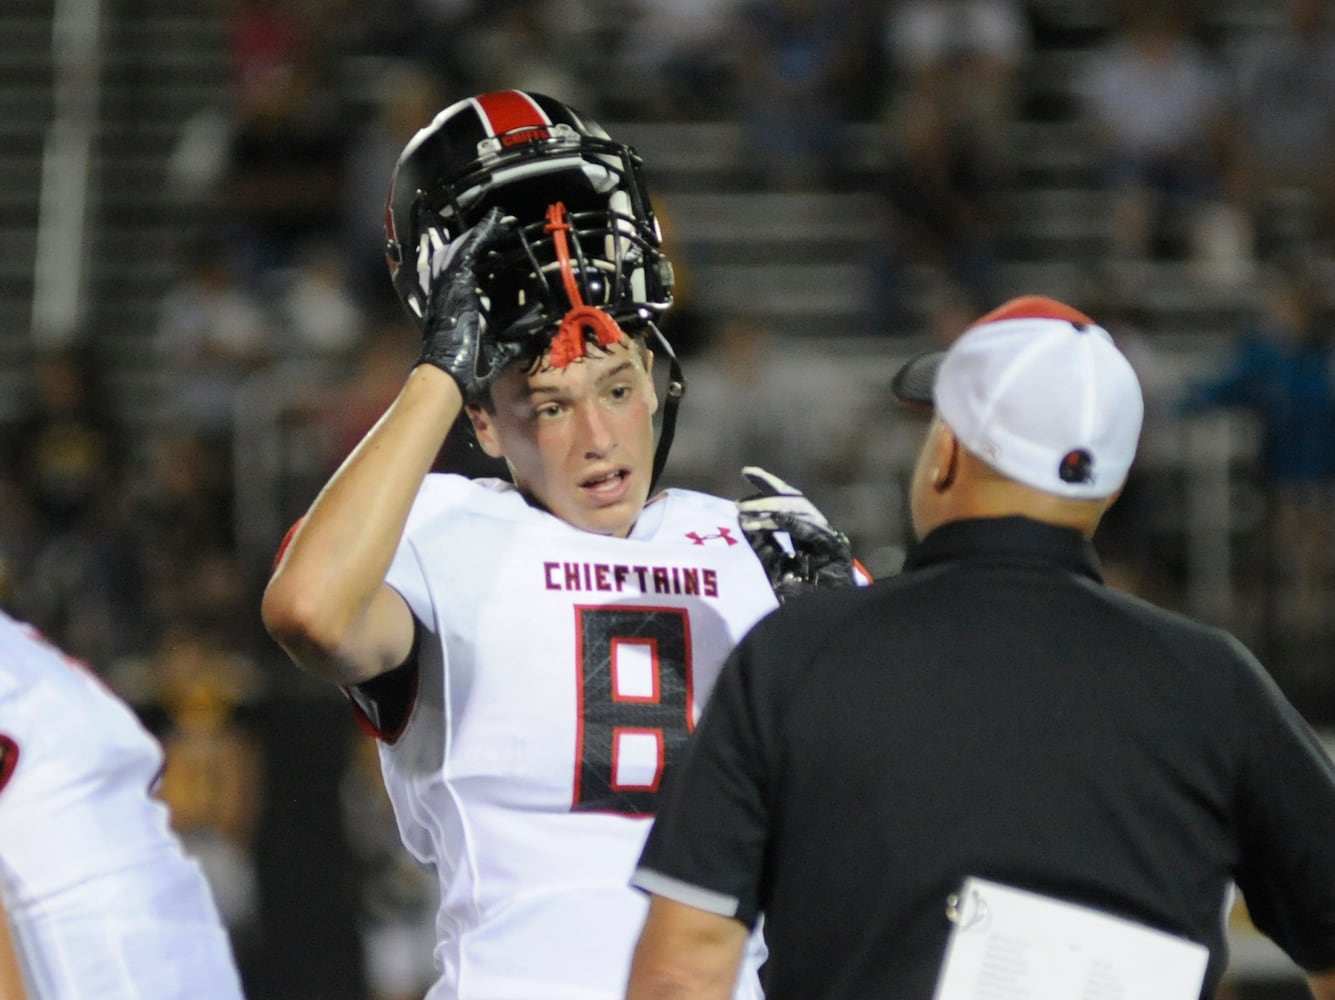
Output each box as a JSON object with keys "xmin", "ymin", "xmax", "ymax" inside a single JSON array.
[{"xmin": 890, "ymin": 351, "xmax": 944, "ymax": 410}]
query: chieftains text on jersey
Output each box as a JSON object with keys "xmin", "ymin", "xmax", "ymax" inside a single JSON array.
[{"xmin": 544, "ymin": 560, "xmax": 720, "ymax": 598}]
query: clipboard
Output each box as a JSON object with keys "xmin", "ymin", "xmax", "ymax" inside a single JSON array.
[{"xmin": 931, "ymin": 877, "xmax": 1209, "ymax": 1000}]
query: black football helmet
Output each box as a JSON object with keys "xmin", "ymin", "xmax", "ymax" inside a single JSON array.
[{"xmin": 384, "ymin": 90, "xmax": 674, "ymax": 347}]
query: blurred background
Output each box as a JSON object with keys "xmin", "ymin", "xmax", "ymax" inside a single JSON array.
[{"xmin": 2, "ymin": 0, "xmax": 1333, "ymax": 996}]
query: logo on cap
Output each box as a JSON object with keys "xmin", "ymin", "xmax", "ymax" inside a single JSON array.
[{"xmin": 1058, "ymin": 448, "xmax": 1094, "ymax": 485}]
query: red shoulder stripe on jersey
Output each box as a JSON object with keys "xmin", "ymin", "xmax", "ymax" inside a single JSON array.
[
  {"xmin": 272, "ymin": 515, "xmax": 306, "ymax": 573},
  {"xmin": 0, "ymin": 736, "xmax": 18, "ymax": 794},
  {"xmin": 472, "ymin": 90, "xmax": 549, "ymax": 138}
]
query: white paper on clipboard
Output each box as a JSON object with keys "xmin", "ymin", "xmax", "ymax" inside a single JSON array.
[{"xmin": 931, "ymin": 877, "xmax": 1209, "ymax": 1000}]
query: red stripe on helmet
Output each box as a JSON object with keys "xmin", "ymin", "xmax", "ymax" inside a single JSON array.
[{"xmin": 472, "ymin": 90, "xmax": 550, "ymax": 138}]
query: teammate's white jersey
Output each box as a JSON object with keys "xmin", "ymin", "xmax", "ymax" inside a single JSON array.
[
  {"xmin": 371, "ymin": 475, "xmax": 778, "ymax": 1000},
  {"xmin": 0, "ymin": 610, "xmax": 244, "ymax": 1000}
]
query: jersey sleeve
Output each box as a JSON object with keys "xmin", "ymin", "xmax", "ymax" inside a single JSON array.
[
  {"xmin": 385, "ymin": 528, "xmax": 433, "ymax": 628},
  {"xmin": 384, "ymin": 474, "xmax": 468, "ymax": 626},
  {"xmin": 631, "ymin": 628, "xmax": 777, "ymax": 928}
]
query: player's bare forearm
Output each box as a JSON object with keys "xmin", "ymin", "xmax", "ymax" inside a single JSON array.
[
  {"xmin": 262, "ymin": 365, "xmax": 461, "ymax": 684},
  {"xmin": 625, "ymin": 897, "xmax": 747, "ymax": 1000}
]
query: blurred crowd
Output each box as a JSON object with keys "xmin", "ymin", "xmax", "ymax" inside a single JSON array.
[{"xmin": 4, "ymin": 0, "xmax": 1335, "ymax": 997}]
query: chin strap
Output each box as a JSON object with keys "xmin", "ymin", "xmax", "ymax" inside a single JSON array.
[
  {"xmin": 647, "ymin": 319, "xmax": 685, "ymax": 493},
  {"xmin": 544, "ymin": 202, "xmax": 622, "ymax": 369}
]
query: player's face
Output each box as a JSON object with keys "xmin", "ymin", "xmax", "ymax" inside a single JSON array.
[{"xmin": 469, "ymin": 337, "xmax": 659, "ymax": 537}]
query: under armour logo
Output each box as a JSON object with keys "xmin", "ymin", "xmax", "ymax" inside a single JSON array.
[{"xmin": 685, "ymin": 527, "xmax": 738, "ymax": 546}]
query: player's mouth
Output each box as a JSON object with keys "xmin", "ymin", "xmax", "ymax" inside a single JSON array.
[{"xmin": 580, "ymin": 468, "xmax": 631, "ymax": 503}]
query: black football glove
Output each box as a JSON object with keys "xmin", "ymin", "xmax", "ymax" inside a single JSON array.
[
  {"xmin": 737, "ymin": 466, "xmax": 859, "ymax": 602},
  {"xmin": 417, "ymin": 207, "xmax": 525, "ymax": 397}
]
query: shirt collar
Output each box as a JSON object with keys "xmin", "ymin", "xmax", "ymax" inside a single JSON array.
[{"xmin": 905, "ymin": 516, "xmax": 1105, "ymax": 584}]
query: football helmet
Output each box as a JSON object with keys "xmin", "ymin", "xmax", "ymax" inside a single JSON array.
[{"xmin": 384, "ymin": 90, "xmax": 674, "ymax": 349}]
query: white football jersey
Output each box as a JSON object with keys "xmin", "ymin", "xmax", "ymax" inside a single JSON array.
[
  {"xmin": 373, "ymin": 475, "xmax": 778, "ymax": 1000},
  {"xmin": 0, "ymin": 610, "xmax": 244, "ymax": 999}
]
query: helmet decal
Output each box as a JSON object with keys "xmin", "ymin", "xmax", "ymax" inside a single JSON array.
[{"xmin": 470, "ymin": 90, "xmax": 553, "ymax": 147}]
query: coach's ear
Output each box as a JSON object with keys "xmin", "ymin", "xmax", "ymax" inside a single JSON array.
[{"xmin": 930, "ymin": 421, "xmax": 960, "ymax": 493}]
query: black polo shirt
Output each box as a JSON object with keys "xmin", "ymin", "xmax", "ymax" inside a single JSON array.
[{"xmin": 633, "ymin": 516, "xmax": 1335, "ymax": 999}]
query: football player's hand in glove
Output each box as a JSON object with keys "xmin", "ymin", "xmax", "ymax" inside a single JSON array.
[
  {"xmin": 737, "ymin": 466, "xmax": 863, "ymax": 602},
  {"xmin": 416, "ymin": 207, "xmax": 525, "ymax": 398}
]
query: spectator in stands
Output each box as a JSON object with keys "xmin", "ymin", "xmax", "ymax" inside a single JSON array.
[
  {"xmin": 665, "ymin": 314, "xmax": 800, "ymax": 496},
  {"xmin": 274, "ymin": 238, "xmax": 366, "ymax": 363},
  {"xmin": 1078, "ymin": 0, "xmax": 1235, "ymax": 262},
  {"xmin": 883, "ymin": 0, "xmax": 1029, "ymax": 170},
  {"xmin": 120, "ymin": 432, "xmax": 238, "ymax": 641},
  {"xmin": 226, "ymin": 0, "xmax": 307, "ymax": 110},
  {"xmin": 155, "ymin": 236, "xmax": 274, "ymax": 451},
  {"xmin": 1, "ymin": 347, "xmax": 142, "ymax": 666},
  {"xmin": 322, "ymin": 0, "xmax": 476, "ymax": 94},
  {"xmin": 315, "ymin": 317, "xmax": 418, "ymax": 473},
  {"xmin": 223, "ymin": 9, "xmax": 347, "ymax": 278},
  {"xmin": 341, "ymin": 63, "xmax": 447, "ymax": 310},
  {"xmin": 1227, "ymin": 0, "xmax": 1335, "ymax": 257},
  {"xmin": 732, "ymin": 0, "xmax": 862, "ymax": 189},
  {"xmin": 616, "ymin": 0, "xmax": 751, "ymax": 119},
  {"xmin": 3, "ymin": 348, "xmax": 122, "ymax": 537},
  {"xmin": 459, "ymin": 0, "xmax": 597, "ymax": 115},
  {"xmin": 1178, "ymin": 260, "xmax": 1335, "ymax": 643},
  {"xmin": 878, "ymin": 0, "xmax": 1029, "ymax": 310}
]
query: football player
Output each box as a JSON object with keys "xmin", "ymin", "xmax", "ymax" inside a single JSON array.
[
  {"xmin": 0, "ymin": 610, "xmax": 245, "ymax": 998},
  {"xmin": 263, "ymin": 90, "xmax": 860, "ymax": 999}
]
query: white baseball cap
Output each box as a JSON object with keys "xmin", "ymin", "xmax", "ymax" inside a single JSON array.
[{"xmin": 890, "ymin": 295, "xmax": 1144, "ymax": 500}]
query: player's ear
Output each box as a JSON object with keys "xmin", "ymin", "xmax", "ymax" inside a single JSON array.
[{"xmin": 465, "ymin": 405, "xmax": 504, "ymax": 458}]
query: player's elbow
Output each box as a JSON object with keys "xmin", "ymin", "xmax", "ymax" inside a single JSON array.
[
  {"xmin": 261, "ymin": 575, "xmax": 349, "ymax": 675},
  {"xmin": 263, "ymin": 572, "xmax": 412, "ymax": 686}
]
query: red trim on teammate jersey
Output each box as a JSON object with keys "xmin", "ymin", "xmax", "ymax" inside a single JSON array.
[
  {"xmin": 272, "ymin": 516, "xmax": 306, "ymax": 572},
  {"xmin": 473, "ymin": 90, "xmax": 550, "ymax": 141},
  {"xmin": 0, "ymin": 736, "xmax": 18, "ymax": 794}
]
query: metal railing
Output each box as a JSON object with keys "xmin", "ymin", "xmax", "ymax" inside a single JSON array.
[{"xmin": 30, "ymin": 0, "xmax": 100, "ymax": 348}]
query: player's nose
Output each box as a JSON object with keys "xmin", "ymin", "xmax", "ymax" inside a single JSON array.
[{"xmin": 575, "ymin": 401, "xmax": 615, "ymax": 456}]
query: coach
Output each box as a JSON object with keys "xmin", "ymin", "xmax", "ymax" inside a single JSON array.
[{"xmin": 625, "ymin": 296, "xmax": 1335, "ymax": 1000}]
